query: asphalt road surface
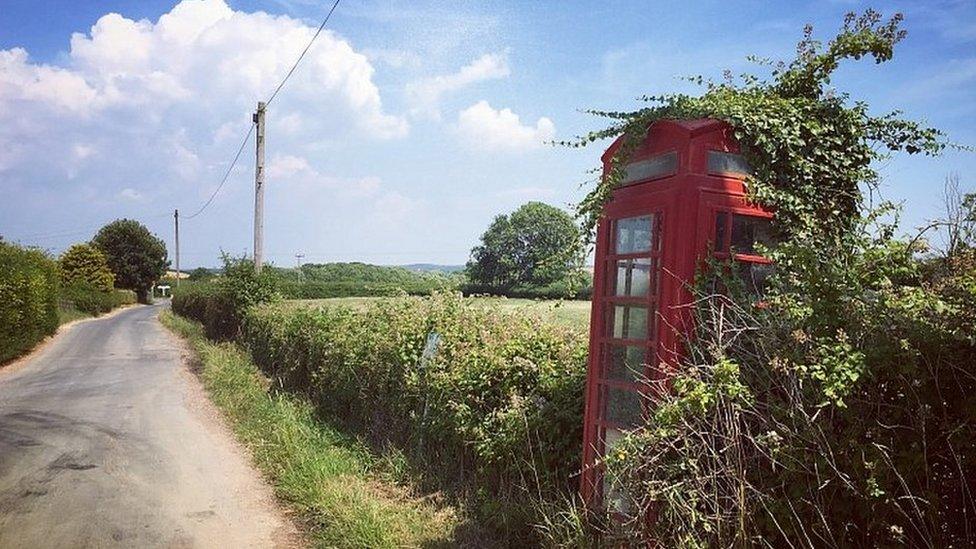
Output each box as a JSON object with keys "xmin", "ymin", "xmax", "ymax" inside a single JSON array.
[{"xmin": 0, "ymin": 304, "xmax": 300, "ymax": 548}]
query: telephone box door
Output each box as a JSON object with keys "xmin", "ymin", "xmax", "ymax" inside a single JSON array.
[{"xmin": 582, "ymin": 189, "xmax": 679, "ymax": 508}]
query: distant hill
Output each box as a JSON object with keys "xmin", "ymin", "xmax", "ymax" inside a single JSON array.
[{"xmin": 399, "ymin": 263, "xmax": 465, "ymax": 274}]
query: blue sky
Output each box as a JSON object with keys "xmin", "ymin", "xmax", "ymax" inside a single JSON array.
[{"xmin": 1, "ymin": 0, "xmax": 974, "ymax": 267}]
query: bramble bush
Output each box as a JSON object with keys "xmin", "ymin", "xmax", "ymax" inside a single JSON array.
[
  {"xmin": 242, "ymin": 292, "xmax": 587, "ymax": 543},
  {"xmin": 0, "ymin": 240, "xmax": 59, "ymax": 363},
  {"xmin": 171, "ymin": 255, "xmax": 278, "ymax": 340}
]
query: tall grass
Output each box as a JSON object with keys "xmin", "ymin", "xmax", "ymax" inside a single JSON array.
[{"xmin": 160, "ymin": 311, "xmax": 457, "ymax": 548}]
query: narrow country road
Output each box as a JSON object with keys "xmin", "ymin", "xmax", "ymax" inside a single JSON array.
[{"xmin": 0, "ymin": 304, "xmax": 300, "ymax": 548}]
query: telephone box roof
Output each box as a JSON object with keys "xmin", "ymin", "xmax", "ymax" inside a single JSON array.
[{"xmin": 600, "ymin": 118, "xmax": 731, "ymax": 163}]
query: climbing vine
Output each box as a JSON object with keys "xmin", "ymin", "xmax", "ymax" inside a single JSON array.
[
  {"xmin": 563, "ymin": 11, "xmax": 976, "ymax": 548},
  {"xmin": 566, "ymin": 10, "xmax": 950, "ymax": 245}
]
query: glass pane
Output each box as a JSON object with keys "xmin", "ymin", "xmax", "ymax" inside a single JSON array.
[
  {"xmin": 605, "ymin": 387, "xmax": 641, "ymax": 427},
  {"xmin": 736, "ymin": 261, "xmax": 775, "ymax": 296},
  {"xmin": 603, "ymin": 474, "xmax": 633, "ymax": 515},
  {"xmin": 621, "ymin": 151, "xmax": 678, "ymax": 186},
  {"xmin": 731, "ymin": 215, "xmax": 774, "ymax": 254},
  {"xmin": 714, "ymin": 211, "xmax": 728, "ymax": 252},
  {"xmin": 612, "ymin": 305, "xmax": 648, "ymax": 340},
  {"xmin": 708, "ymin": 150, "xmax": 751, "ymax": 176},
  {"xmin": 607, "ymin": 345, "xmax": 646, "ymax": 382},
  {"xmin": 604, "ymin": 427, "xmax": 624, "ymax": 454},
  {"xmin": 601, "ymin": 426, "xmax": 633, "ymax": 514},
  {"xmin": 615, "ymin": 215, "xmax": 654, "ymax": 254},
  {"xmin": 613, "ymin": 258, "xmax": 653, "ymax": 297}
]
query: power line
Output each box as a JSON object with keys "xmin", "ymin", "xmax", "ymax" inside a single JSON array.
[
  {"xmin": 181, "ymin": 0, "xmax": 341, "ymax": 223},
  {"xmin": 184, "ymin": 123, "xmax": 255, "ymax": 220},
  {"xmin": 265, "ymin": 0, "xmax": 342, "ymax": 107}
]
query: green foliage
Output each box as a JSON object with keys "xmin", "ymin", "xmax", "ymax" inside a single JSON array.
[
  {"xmin": 568, "ymin": 10, "xmax": 951, "ymax": 245},
  {"xmin": 60, "ymin": 282, "xmax": 136, "ymax": 316},
  {"xmin": 187, "ymin": 267, "xmax": 215, "ymax": 281},
  {"xmin": 0, "ymin": 240, "xmax": 59, "ymax": 363},
  {"xmin": 92, "ymin": 218, "xmax": 168, "ymax": 303},
  {"xmin": 58, "ymin": 243, "xmax": 115, "ymax": 291},
  {"xmin": 171, "ymin": 256, "xmax": 278, "ymax": 340},
  {"xmin": 466, "ymin": 202, "xmax": 585, "ymax": 296},
  {"xmin": 571, "ymin": 11, "xmax": 975, "ymax": 547},
  {"xmin": 272, "ymin": 262, "xmax": 460, "ymax": 299},
  {"xmin": 461, "ymin": 278, "xmax": 592, "ymax": 300},
  {"xmin": 240, "ymin": 293, "xmax": 587, "ymax": 544},
  {"xmin": 159, "ymin": 311, "xmax": 456, "ymax": 548}
]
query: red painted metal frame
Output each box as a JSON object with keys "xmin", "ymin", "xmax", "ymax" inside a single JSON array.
[{"xmin": 580, "ymin": 119, "xmax": 774, "ymax": 505}]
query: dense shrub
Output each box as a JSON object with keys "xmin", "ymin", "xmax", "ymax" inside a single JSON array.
[
  {"xmin": 58, "ymin": 243, "xmax": 115, "ymax": 291},
  {"xmin": 0, "ymin": 241, "xmax": 59, "ymax": 363},
  {"xmin": 605, "ymin": 218, "xmax": 976, "ymax": 547},
  {"xmin": 242, "ymin": 293, "xmax": 587, "ymax": 541},
  {"xmin": 60, "ymin": 282, "xmax": 136, "ymax": 315},
  {"xmin": 171, "ymin": 257, "xmax": 278, "ymax": 340}
]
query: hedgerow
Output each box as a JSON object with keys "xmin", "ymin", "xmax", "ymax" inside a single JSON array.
[
  {"xmin": 171, "ymin": 256, "xmax": 278, "ymax": 340},
  {"xmin": 0, "ymin": 240, "xmax": 59, "ymax": 363},
  {"xmin": 242, "ymin": 293, "xmax": 587, "ymax": 543},
  {"xmin": 60, "ymin": 282, "xmax": 136, "ymax": 316}
]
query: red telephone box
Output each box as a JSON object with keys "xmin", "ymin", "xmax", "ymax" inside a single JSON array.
[{"xmin": 580, "ymin": 119, "xmax": 774, "ymax": 509}]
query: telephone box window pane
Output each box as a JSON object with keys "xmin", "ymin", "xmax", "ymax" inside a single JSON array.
[
  {"xmin": 605, "ymin": 387, "xmax": 641, "ymax": 427},
  {"xmin": 608, "ymin": 345, "xmax": 646, "ymax": 382},
  {"xmin": 736, "ymin": 261, "xmax": 775, "ymax": 296},
  {"xmin": 615, "ymin": 215, "xmax": 654, "ymax": 254},
  {"xmin": 604, "ymin": 427, "xmax": 625, "ymax": 454},
  {"xmin": 731, "ymin": 215, "xmax": 774, "ymax": 254},
  {"xmin": 708, "ymin": 151, "xmax": 751, "ymax": 176},
  {"xmin": 612, "ymin": 305, "xmax": 648, "ymax": 340},
  {"xmin": 620, "ymin": 151, "xmax": 678, "ymax": 186},
  {"xmin": 714, "ymin": 211, "xmax": 729, "ymax": 252},
  {"xmin": 614, "ymin": 258, "xmax": 653, "ymax": 297}
]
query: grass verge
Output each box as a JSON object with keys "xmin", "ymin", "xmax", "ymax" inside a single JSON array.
[{"xmin": 159, "ymin": 310, "xmax": 458, "ymax": 548}]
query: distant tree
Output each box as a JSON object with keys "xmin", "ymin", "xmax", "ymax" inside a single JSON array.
[
  {"xmin": 58, "ymin": 243, "xmax": 114, "ymax": 291},
  {"xmin": 92, "ymin": 219, "xmax": 167, "ymax": 303},
  {"xmin": 188, "ymin": 267, "xmax": 214, "ymax": 281},
  {"xmin": 466, "ymin": 202, "xmax": 583, "ymax": 292}
]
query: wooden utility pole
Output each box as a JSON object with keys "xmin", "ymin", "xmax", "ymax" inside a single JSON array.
[
  {"xmin": 174, "ymin": 209, "xmax": 180, "ymax": 288},
  {"xmin": 253, "ymin": 101, "xmax": 266, "ymax": 273}
]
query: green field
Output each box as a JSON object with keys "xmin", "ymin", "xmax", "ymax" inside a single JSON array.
[{"xmin": 285, "ymin": 296, "xmax": 592, "ymax": 328}]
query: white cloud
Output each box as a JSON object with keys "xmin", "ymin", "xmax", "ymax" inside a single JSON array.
[
  {"xmin": 456, "ymin": 100, "xmax": 555, "ymax": 151},
  {"xmin": 406, "ymin": 53, "xmax": 510, "ymax": 119},
  {"xmin": 0, "ymin": 0, "xmax": 407, "ymax": 186},
  {"xmin": 72, "ymin": 144, "xmax": 95, "ymax": 160},
  {"xmin": 267, "ymin": 153, "xmax": 311, "ymax": 179},
  {"xmin": 118, "ymin": 188, "xmax": 144, "ymax": 201},
  {"xmin": 267, "ymin": 153, "xmax": 381, "ymax": 198}
]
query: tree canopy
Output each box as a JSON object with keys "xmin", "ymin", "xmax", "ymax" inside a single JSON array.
[
  {"xmin": 92, "ymin": 219, "xmax": 167, "ymax": 302},
  {"xmin": 466, "ymin": 201, "xmax": 583, "ymax": 294},
  {"xmin": 59, "ymin": 243, "xmax": 114, "ymax": 292}
]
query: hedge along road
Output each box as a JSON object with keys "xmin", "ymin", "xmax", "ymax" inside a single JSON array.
[{"xmin": 0, "ymin": 303, "xmax": 300, "ymax": 548}]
